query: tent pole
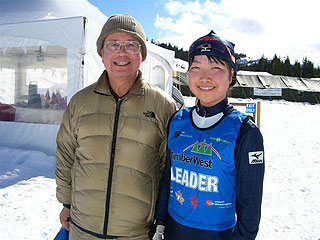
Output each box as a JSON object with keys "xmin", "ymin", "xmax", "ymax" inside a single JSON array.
[
  {"xmin": 242, "ymin": 87, "xmax": 248, "ymax": 98},
  {"xmin": 311, "ymin": 92, "xmax": 320, "ymax": 104},
  {"xmin": 289, "ymin": 89, "xmax": 296, "ymax": 102}
]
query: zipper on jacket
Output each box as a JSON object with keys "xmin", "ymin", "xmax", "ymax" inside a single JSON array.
[{"xmin": 103, "ymin": 99, "xmax": 123, "ymax": 235}]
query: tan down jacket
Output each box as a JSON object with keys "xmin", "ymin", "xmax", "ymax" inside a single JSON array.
[{"xmin": 55, "ymin": 70, "xmax": 176, "ymax": 238}]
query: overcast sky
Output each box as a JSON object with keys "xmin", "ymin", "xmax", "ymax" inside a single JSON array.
[{"xmin": 89, "ymin": 0, "xmax": 320, "ymax": 66}]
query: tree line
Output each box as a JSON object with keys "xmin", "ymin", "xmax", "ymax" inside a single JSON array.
[{"xmin": 150, "ymin": 39, "xmax": 320, "ymax": 78}]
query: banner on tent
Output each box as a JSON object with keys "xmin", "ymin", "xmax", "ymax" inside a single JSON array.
[{"xmin": 254, "ymin": 88, "xmax": 282, "ymax": 96}]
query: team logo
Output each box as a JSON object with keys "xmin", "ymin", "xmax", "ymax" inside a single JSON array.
[
  {"xmin": 174, "ymin": 131, "xmax": 181, "ymax": 138},
  {"xmin": 210, "ymin": 137, "xmax": 230, "ymax": 144},
  {"xmin": 205, "ymin": 200, "xmax": 214, "ymax": 207},
  {"xmin": 199, "ymin": 43, "xmax": 212, "ymax": 52},
  {"xmin": 143, "ymin": 111, "xmax": 155, "ymax": 118},
  {"xmin": 175, "ymin": 190, "xmax": 184, "ymax": 205},
  {"xmin": 183, "ymin": 140, "xmax": 221, "ymax": 160},
  {"xmin": 249, "ymin": 151, "xmax": 264, "ymax": 164},
  {"xmin": 190, "ymin": 195, "xmax": 198, "ymax": 208}
]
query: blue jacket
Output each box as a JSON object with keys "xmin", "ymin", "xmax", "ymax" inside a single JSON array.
[{"xmin": 155, "ymin": 99, "xmax": 264, "ymax": 240}]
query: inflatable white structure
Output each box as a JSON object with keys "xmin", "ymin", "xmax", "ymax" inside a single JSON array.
[{"xmin": 0, "ymin": 0, "xmax": 175, "ymax": 156}]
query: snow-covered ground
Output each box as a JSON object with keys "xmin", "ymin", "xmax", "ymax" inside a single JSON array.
[{"xmin": 1, "ymin": 98, "xmax": 320, "ymax": 240}]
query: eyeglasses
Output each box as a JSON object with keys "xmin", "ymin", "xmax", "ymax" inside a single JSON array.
[{"xmin": 103, "ymin": 41, "xmax": 141, "ymax": 54}]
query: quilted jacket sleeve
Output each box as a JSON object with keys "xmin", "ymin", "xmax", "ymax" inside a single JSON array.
[
  {"xmin": 55, "ymin": 101, "xmax": 77, "ymax": 205},
  {"xmin": 158, "ymin": 101, "xmax": 177, "ymax": 174}
]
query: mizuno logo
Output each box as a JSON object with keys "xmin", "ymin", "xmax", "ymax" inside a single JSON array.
[
  {"xmin": 252, "ymin": 153, "xmax": 262, "ymax": 159},
  {"xmin": 199, "ymin": 43, "xmax": 212, "ymax": 52},
  {"xmin": 249, "ymin": 151, "xmax": 264, "ymax": 164}
]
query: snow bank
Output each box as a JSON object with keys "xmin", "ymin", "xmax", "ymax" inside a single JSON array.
[{"xmin": 1, "ymin": 99, "xmax": 320, "ymax": 239}]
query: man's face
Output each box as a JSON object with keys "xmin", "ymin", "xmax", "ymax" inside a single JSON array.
[{"xmin": 100, "ymin": 32, "xmax": 143, "ymax": 81}]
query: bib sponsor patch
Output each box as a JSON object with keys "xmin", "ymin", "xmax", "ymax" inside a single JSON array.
[{"xmin": 249, "ymin": 151, "xmax": 264, "ymax": 164}]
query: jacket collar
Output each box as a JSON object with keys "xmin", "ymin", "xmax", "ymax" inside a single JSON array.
[
  {"xmin": 94, "ymin": 70, "xmax": 145, "ymax": 97},
  {"xmin": 196, "ymin": 98, "xmax": 233, "ymax": 117}
]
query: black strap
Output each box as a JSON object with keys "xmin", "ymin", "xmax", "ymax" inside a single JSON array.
[
  {"xmin": 63, "ymin": 204, "xmax": 71, "ymax": 209},
  {"xmin": 223, "ymin": 106, "xmax": 235, "ymax": 116},
  {"xmin": 70, "ymin": 218, "xmax": 119, "ymax": 239}
]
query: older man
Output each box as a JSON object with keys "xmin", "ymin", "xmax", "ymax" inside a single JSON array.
[{"xmin": 55, "ymin": 14, "xmax": 176, "ymax": 240}]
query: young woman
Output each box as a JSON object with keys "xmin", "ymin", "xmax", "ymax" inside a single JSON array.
[{"xmin": 150, "ymin": 31, "xmax": 265, "ymax": 240}]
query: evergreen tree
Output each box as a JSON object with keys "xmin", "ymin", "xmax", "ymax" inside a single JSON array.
[
  {"xmin": 292, "ymin": 60, "xmax": 301, "ymax": 77},
  {"xmin": 301, "ymin": 57, "xmax": 315, "ymax": 78},
  {"xmin": 315, "ymin": 67, "xmax": 320, "ymax": 78},
  {"xmin": 257, "ymin": 55, "xmax": 268, "ymax": 72},
  {"xmin": 284, "ymin": 56, "xmax": 292, "ymax": 76},
  {"xmin": 151, "ymin": 41, "xmax": 319, "ymax": 77},
  {"xmin": 271, "ymin": 54, "xmax": 282, "ymax": 75}
]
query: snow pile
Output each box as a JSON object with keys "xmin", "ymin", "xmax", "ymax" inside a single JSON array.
[
  {"xmin": 0, "ymin": 147, "xmax": 55, "ymax": 188},
  {"xmin": 0, "ymin": 99, "xmax": 320, "ymax": 239},
  {"xmin": 0, "ymin": 148, "xmax": 59, "ymax": 239}
]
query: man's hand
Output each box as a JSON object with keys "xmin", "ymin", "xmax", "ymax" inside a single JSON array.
[{"xmin": 59, "ymin": 207, "xmax": 70, "ymax": 231}]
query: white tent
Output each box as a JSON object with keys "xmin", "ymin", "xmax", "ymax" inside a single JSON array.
[
  {"xmin": 141, "ymin": 41, "xmax": 174, "ymax": 94},
  {"xmin": 0, "ymin": 0, "xmax": 175, "ymax": 156}
]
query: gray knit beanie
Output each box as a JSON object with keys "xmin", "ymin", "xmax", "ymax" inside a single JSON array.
[{"xmin": 96, "ymin": 14, "xmax": 147, "ymax": 61}]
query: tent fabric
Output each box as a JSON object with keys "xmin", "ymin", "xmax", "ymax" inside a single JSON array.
[
  {"xmin": 0, "ymin": 0, "xmax": 178, "ymax": 156},
  {"xmin": 0, "ymin": 16, "xmax": 105, "ymax": 104},
  {"xmin": 231, "ymin": 71, "xmax": 320, "ymax": 104},
  {"xmin": 301, "ymin": 78, "xmax": 320, "ymax": 92},
  {"xmin": 0, "ymin": 121, "xmax": 59, "ymax": 156},
  {"xmin": 236, "ymin": 74, "xmax": 264, "ymax": 88},
  {"xmin": 0, "ymin": 17, "xmax": 84, "ymax": 52},
  {"xmin": 172, "ymin": 85, "xmax": 185, "ymax": 109},
  {"xmin": 140, "ymin": 41, "xmax": 175, "ymax": 95},
  {"xmin": 257, "ymin": 75, "xmax": 288, "ymax": 89},
  {"xmin": 280, "ymin": 76, "xmax": 310, "ymax": 91},
  {"xmin": 237, "ymin": 70, "xmax": 272, "ymax": 76},
  {"xmin": 0, "ymin": 0, "xmax": 108, "ymax": 25},
  {"xmin": 0, "ymin": 0, "xmax": 176, "ymax": 101},
  {"xmin": 173, "ymin": 58, "xmax": 188, "ymax": 73}
]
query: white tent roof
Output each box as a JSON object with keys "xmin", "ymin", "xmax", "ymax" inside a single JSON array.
[
  {"xmin": 0, "ymin": 0, "xmax": 108, "ymax": 25},
  {"xmin": 0, "ymin": 0, "xmax": 108, "ymax": 99},
  {"xmin": 236, "ymin": 75, "xmax": 264, "ymax": 88},
  {"xmin": 280, "ymin": 76, "xmax": 310, "ymax": 91},
  {"xmin": 173, "ymin": 58, "xmax": 188, "ymax": 73},
  {"xmin": 0, "ymin": 0, "xmax": 175, "ymax": 94},
  {"xmin": 0, "ymin": 0, "xmax": 176, "ymax": 156},
  {"xmin": 238, "ymin": 70, "xmax": 273, "ymax": 76}
]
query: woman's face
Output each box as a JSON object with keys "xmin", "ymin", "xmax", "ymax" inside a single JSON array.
[{"xmin": 188, "ymin": 55, "xmax": 232, "ymax": 107}]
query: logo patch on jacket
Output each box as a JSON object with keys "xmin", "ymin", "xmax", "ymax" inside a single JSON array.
[
  {"xmin": 174, "ymin": 131, "xmax": 181, "ymax": 138},
  {"xmin": 248, "ymin": 151, "xmax": 264, "ymax": 164},
  {"xmin": 175, "ymin": 190, "xmax": 184, "ymax": 205},
  {"xmin": 143, "ymin": 111, "xmax": 155, "ymax": 118}
]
